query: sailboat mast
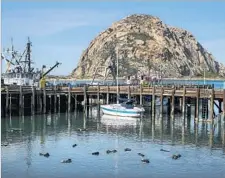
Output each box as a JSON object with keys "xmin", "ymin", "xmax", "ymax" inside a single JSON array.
[{"xmin": 11, "ymin": 38, "xmax": 14, "ymax": 55}]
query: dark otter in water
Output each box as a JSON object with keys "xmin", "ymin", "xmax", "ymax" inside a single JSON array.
[
  {"xmin": 39, "ymin": 152, "xmax": 50, "ymax": 157},
  {"xmin": 92, "ymin": 152, "xmax": 99, "ymax": 155},
  {"xmin": 106, "ymin": 150, "xmax": 117, "ymax": 154},
  {"xmin": 124, "ymin": 148, "xmax": 131, "ymax": 151},
  {"xmin": 72, "ymin": 144, "xmax": 77, "ymax": 147},
  {"xmin": 61, "ymin": 159, "xmax": 72, "ymax": 163},
  {"xmin": 160, "ymin": 149, "xmax": 170, "ymax": 152},
  {"xmin": 106, "ymin": 150, "xmax": 111, "ymax": 154},
  {"xmin": 141, "ymin": 159, "xmax": 150, "ymax": 163},
  {"xmin": 1, "ymin": 142, "xmax": 9, "ymax": 146},
  {"xmin": 172, "ymin": 154, "xmax": 181, "ymax": 160},
  {"xmin": 138, "ymin": 153, "xmax": 145, "ymax": 157}
]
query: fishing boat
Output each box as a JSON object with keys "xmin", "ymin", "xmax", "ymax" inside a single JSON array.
[
  {"xmin": 101, "ymin": 99, "xmax": 145, "ymax": 117},
  {"xmin": 1, "ymin": 38, "xmax": 61, "ymax": 87}
]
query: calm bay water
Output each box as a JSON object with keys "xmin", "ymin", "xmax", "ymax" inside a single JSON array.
[{"xmin": 1, "ymin": 108, "xmax": 225, "ymax": 178}]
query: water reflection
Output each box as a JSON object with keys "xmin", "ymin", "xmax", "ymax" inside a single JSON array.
[
  {"xmin": 1, "ymin": 109, "xmax": 225, "ymax": 178},
  {"xmin": 2, "ymin": 112, "xmax": 225, "ymax": 151}
]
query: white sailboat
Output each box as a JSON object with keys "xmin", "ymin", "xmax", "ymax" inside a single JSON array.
[
  {"xmin": 101, "ymin": 99, "xmax": 145, "ymax": 117},
  {"xmin": 100, "ymin": 47, "xmax": 145, "ymax": 118}
]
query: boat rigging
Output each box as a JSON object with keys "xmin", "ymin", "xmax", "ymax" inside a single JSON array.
[{"xmin": 1, "ymin": 38, "xmax": 61, "ymax": 87}]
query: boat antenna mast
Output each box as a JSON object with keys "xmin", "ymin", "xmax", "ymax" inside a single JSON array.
[
  {"xmin": 25, "ymin": 37, "xmax": 32, "ymax": 72},
  {"xmin": 11, "ymin": 38, "xmax": 14, "ymax": 59}
]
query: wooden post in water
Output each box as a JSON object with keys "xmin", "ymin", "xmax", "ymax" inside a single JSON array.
[
  {"xmin": 106, "ymin": 85, "xmax": 109, "ymax": 104},
  {"xmin": 5, "ymin": 86, "xmax": 9, "ymax": 116},
  {"xmin": 58, "ymin": 94, "xmax": 61, "ymax": 112},
  {"xmin": 171, "ymin": 87, "xmax": 175, "ymax": 119},
  {"xmin": 223, "ymin": 89, "xmax": 225, "ymax": 121},
  {"xmin": 68, "ymin": 87, "xmax": 71, "ymax": 112},
  {"xmin": 210, "ymin": 88, "xmax": 214, "ymax": 121},
  {"xmin": 219, "ymin": 99, "xmax": 222, "ymax": 113},
  {"xmin": 54, "ymin": 86, "xmax": 57, "ymax": 113},
  {"xmin": 83, "ymin": 85, "xmax": 87, "ymax": 113},
  {"xmin": 179, "ymin": 98, "xmax": 182, "ymax": 108},
  {"xmin": 19, "ymin": 86, "xmax": 23, "ymax": 115},
  {"xmin": 128, "ymin": 85, "xmax": 131, "ymax": 100},
  {"xmin": 49, "ymin": 95, "xmax": 52, "ymax": 112},
  {"xmin": 23, "ymin": 95, "xmax": 25, "ymax": 115},
  {"xmin": 140, "ymin": 84, "xmax": 143, "ymax": 105},
  {"xmin": 74, "ymin": 95, "xmax": 77, "ymax": 111},
  {"xmin": 9, "ymin": 94, "xmax": 12, "ymax": 115},
  {"xmin": 43, "ymin": 87, "xmax": 46, "ymax": 114},
  {"xmin": 167, "ymin": 97, "xmax": 171, "ymax": 115},
  {"xmin": 195, "ymin": 88, "xmax": 200, "ymax": 119},
  {"xmin": 39, "ymin": 93, "xmax": 42, "ymax": 113},
  {"xmin": 160, "ymin": 87, "xmax": 164, "ymax": 118},
  {"xmin": 97, "ymin": 85, "xmax": 100, "ymax": 104},
  {"xmin": 97, "ymin": 85, "xmax": 100, "ymax": 115},
  {"xmin": 31, "ymin": 86, "xmax": 35, "ymax": 114},
  {"xmin": 86, "ymin": 94, "xmax": 90, "ymax": 117},
  {"xmin": 182, "ymin": 86, "xmax": 186, "ymax": 119},
  {"xmin": 90, "ymin": 94, "xmax": 93, "ymax": 106},
  {"xmin": 152, "ymin": 86, "xmax": 155, "ymax": 116}
]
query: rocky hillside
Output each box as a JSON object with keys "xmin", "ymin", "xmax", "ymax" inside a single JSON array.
[{"xmin": 72, "ymin": 14, "xmax": 225, "ymax": 79}]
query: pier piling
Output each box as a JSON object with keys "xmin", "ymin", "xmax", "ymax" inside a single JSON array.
[
  {"xmin": 68, "ymin": 87, "xmax": 71, "ymax": 112},
  {"xmin": 54, "ymin": 86, "xmax": 57, "ymax": 112},
  {"xmin": 210, "ymin": 88, "xmax": 215, "ymax": 120},
  {"xmin": 19, "ymin": 86, "xmax": 23, "ymax": 115},
  {"xmin": 58, "ymin": 94, "xmax": 61, "ymax": 112},
  {"xmin": 160, "ymin": 87, "xmax": 164, "ymax": 118},
  {"xmin": 195, "ymin": 88, "xmax": 200, "ymax": 119},
  {"xmin": 31, "ymin": 86, "xmax": 35, "ymax": 114},
  {"xmin": 140, "ymin": 84, "xmax": 143, "ymax": 105},
  {"xmin": 152, "ymin": 86, "xmax": 155, "ymax": 117},
  {"xmin": 43, "ymin": 87, "xmax": 46, "ymax": 114},
  {"xmin": 182, "ymin": 86, "xmax": 186, "ymax": 119},
  {"xmin": 1, "ymin": 84, "xmax": 223, "ymax": 121},
  {"xmin": 106, "ymin": 85, "xmax": 109, "ymax": 104},
  {"xmin": 128, "ymin": 85, "xmax": 131, "ymax": 100},
  {"xmin": 171, "ymin": 87, "xmax": 175, "ymax": 118},
  {"xmin": 5, "ymin": 86, "xmax": 9, "ymax": 116}
]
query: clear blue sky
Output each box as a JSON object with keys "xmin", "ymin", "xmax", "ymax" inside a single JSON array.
[{"xmin": 1, "ymin": 1, "xmax": 225, "ymax": 75}]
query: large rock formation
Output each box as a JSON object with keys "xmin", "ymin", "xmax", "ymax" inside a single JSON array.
[{"xmin": 72, "ymin": 14, "xmax": 225, "ymax": 79}]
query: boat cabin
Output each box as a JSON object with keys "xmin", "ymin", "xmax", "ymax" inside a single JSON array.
[
  {"xmin": 120, "ymin": 99, "xmax": 135, "ymax": 109},
  {"xmin": 2, "ymin": 72, "xmax": 40, "ymax": 86}
]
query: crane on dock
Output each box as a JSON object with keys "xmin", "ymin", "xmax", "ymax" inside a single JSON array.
[{"xmin": 39, "ymin": 61, "xmax": 61, "ymax": 88}]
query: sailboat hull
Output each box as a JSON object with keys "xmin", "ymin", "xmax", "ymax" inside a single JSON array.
[{"xmin": 101, "ymin": 104, "xmax": 144, "ymax": 118}]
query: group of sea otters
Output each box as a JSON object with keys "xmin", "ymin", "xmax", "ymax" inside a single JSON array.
[{"xmin": 39, "ymin": 144, "xmax": 181, "ymax": 164}]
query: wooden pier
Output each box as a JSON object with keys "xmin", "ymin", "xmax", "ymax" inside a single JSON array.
[{"xmin": 1, "ymin": 84, "xmax": 225, "ymax": 121}]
